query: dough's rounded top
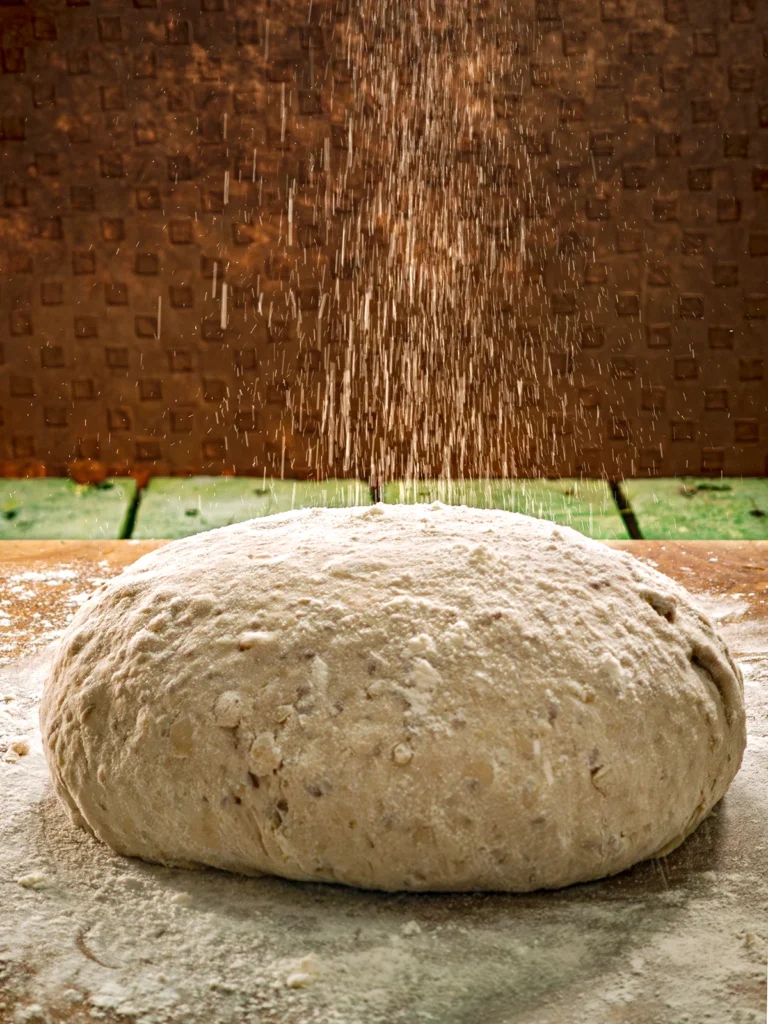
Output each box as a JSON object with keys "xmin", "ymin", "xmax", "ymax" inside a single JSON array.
[{"xmin": 41, "ymin": 504, "xmax": 746, "ymax": 891}]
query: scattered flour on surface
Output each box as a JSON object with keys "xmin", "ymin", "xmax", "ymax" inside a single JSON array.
[
  {"xmin": 0, "ymin": 579, "xmax": 765, "ymax": 1024},
  {"xmin": 0, "ymin": 563, "xmax": 116, "ymax": 666}
]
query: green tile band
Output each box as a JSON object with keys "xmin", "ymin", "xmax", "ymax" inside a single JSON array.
[
  {"xmin": 0, "ymin": 479, "xmax": 137, "ymax": 541},
  {"xmin": 622, "ymin": 478, "xmax": 768, "ymax": 541},
  {"xmin": 132, "ymin": 478, "xmax": 372, "ymax": 539},
  {"xmin": 382, "ymin": 479, "xmax": 629, "ymax": 540}
]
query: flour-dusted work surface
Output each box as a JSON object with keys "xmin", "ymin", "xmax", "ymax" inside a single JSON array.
[
  {"xmin": 0, "ymin": 541, "xmax": 165, "ymax": 666},
  {"xmin": 1, "ymin": 540, "xmax": 766, "ymax": 1024}
]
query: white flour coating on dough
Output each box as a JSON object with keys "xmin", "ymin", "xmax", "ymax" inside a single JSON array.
[{"xmin": 40, "ymin": 504, "xmax": 746, "ymax": 892}]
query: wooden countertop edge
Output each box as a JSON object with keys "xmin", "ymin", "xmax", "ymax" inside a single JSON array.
[{"xmin": 0, "ymin": 539, "xmax": 765, "ymax": 560}]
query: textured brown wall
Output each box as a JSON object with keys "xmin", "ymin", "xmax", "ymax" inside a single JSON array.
[{"xmin": 0, "ymin": 0, "xmax": 766, "ymax": 480}]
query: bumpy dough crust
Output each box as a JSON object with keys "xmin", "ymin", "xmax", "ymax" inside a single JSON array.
[{"xmin": 40, "ymin": 504, "xmax": 746, "ymax": 892}]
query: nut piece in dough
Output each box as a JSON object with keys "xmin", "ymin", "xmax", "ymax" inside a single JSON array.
[
  {"xmin": 249, "ymin": 733, "xmax": 281, "ymax": 775},
  {"xmin": 213, "ymin": 691, "xmax": 242, "ymax": 729}
]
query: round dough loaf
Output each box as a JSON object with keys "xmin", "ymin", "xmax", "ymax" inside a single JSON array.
[{"xmin": 40, "ymin": 504, "xmax": 746, "ymax": 892}]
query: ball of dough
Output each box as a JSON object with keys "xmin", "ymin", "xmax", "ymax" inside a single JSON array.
[{"xmin": 40, "ymin": 505, "xmax": 746, "ymax": 892}]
